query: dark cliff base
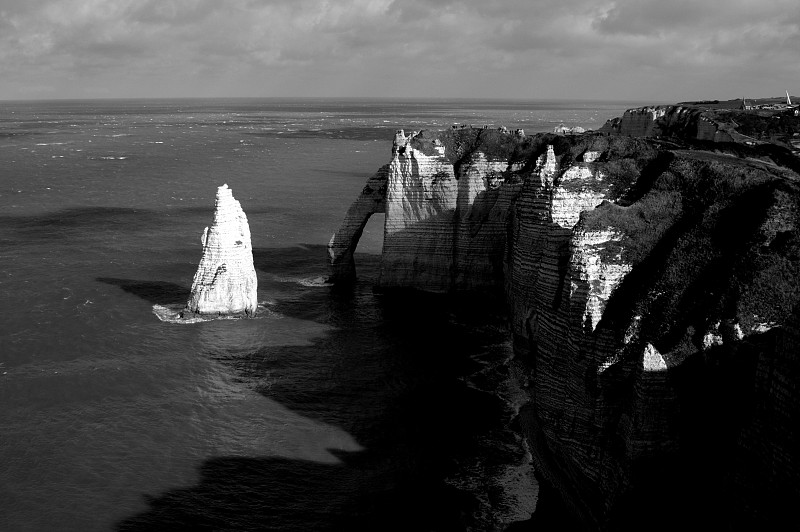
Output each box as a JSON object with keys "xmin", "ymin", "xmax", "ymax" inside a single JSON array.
[
  {"xmin": 506, "ymin": 472, "xmax": 582, "ymax": 531},
  {"xmin": 518, "ymin": 334, "xmax": 791, "ymax": 531}
]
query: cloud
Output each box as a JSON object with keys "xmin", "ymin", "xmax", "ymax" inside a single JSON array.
[
  {"xmin": 591, "ymin": 0, "xmax": 800, "ymax": 63},
  {"xmin": 0, "ymin": 0, "xmax": 798, "ymax": 100}
]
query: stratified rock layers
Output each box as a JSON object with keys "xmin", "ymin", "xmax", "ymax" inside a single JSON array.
[
  {"xmin": 380, "ymin": 130, "xmax": 459, "ymax": 290},
  {"xmin": 599, "ymin": 105, "xmax": 737, "ymax": 142},
  {"xmin": 330, "ymin": 129, "xmax": 526, "ymax": 291},
  {"xmin": 331, "ymin": 126, "xmax": 800, "ymax": 530},
  {"xmin": 507, "ymin": 151, "xmax": 800, "ymax": 528},
  {"xmin": 509, "ymin": 143, "xmax": 800, "ymax": 529},
  {"xmin": 185, "ymin": 184, "xmax": 258, "ymax": 316}
]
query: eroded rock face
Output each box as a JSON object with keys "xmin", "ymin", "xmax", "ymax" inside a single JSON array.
[
  {"xmin": 599, "ymin": 105, "xmax": 736, "ymax": 142},
  {"xmin": 380, "ymin": 130, "xmax": 459, "ymax": 290},
  {"xmin": 330, "ymin": 126, "xmax": 800, "ymax": 529},
  {"xmin": 328, "ymin": 128, "xmax": 527, "ymax": 292},
  {"xmin": 506, "ymin": 141, "xmax": 800, "ymax": 529},
  {"xmin": 185, "ymin": 184, "xmax": 258, "ymax": 316}
]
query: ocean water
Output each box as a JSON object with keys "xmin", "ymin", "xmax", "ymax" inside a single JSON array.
[{"xmin": 0, "ymin": 98, "xmax": 641, "ymax": 531}]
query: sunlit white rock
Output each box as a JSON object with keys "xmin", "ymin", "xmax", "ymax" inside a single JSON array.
[
  {"xmin": 185, "ymin": 184, "xmax": 258, "ymax": 316},
  {"xmin": 643, "ymin": 343, "xmax": 668, "ymax": 372}
]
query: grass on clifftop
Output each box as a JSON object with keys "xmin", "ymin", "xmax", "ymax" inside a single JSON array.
[
  {"xmin": 591, "ymin": 150, "xmax": 800, "ymax": 362},
  {"xmin": 714, "ymin": 109, "xmax": 800, "ymax": 141},
  {"xmin": 409, "ymin": 128, "xmax": 541, "ymax": 176}
]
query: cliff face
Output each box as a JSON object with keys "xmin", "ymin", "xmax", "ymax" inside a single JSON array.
[
  {"xmin": 506, "ymin": 141, "xmax": 800, "ymax": 527},
  {"xmin": 329, "ymin": 128, "xmax": 528, "ymax": 292},
  {"xmin": 600, "ymin": 105, "xmax": 737, "ymax": 143},
  {"xmin": 185, "ymin": 184, "xmax": 258, "ymax": 316},
  {"xmin": 330, "ymin": 127, "xmax": 800, "ymax": 529}
]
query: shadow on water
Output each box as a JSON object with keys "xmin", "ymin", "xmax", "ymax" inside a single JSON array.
[
  {"xmin": 97, "ymin": 277, "xmax": 190, "ymax": 306},
  {"xmin": 252, "ymin": 244, "xmax": 330, "ymax": 277},
  {"xmin": 116, "ymin": 447, "xmax": 487, "ymax": 532},
  {"xmin": 95, "ymin": 244, "xmax": 331, "ymax": 308},
  {"xmin": 243, "ymin": 126, "xmax": 399, "ymax": 142},
  {"xmin": 115, "ymin": 245, "xmax": 515, "ymax": 531},
  {"xmin": 0, "ymin": 206, "xmax": 160, "ymax": 241},
  {"xmin": 94, "ymin": 244, "xmax": 333, "ymax": 311}
]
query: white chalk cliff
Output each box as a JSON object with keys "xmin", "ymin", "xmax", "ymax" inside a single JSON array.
[
  {"xmin": 330, "ymin": 126, "xmax": 800, "ymax": 530},
  {"xmin": 328, "ymin": 128, "xmax": 526, "ymax": 291},
  {"xmin": 185, "ymin": 184, "xmax": 258, "ymax": 316}
]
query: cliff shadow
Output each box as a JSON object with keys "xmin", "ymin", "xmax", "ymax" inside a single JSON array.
[
  {"xmin": 0, "ymin": 206, "xmax": 160, "ymax": 243},
  {"xmin": 97, "ymin": 277, "xmax": 190, "ymax": 306},
  {"xmin": 116, "ymin": 451, "xmax": 472, "ymax": 532},
  {"xmin": 252, "ymin": 243, "xmax": 331, "ymax": 278},
  {"xmin": 115, "ymin": 263, "xmax": 518, "ymax": 530},
  {"xmin": 95, "ymin": 244, "xmax": 377, "ymax": 314},
  {"xmin": 331, "ymin": 206, "xmax": 511, "ymax": 294},
  {"xmin": 579, "ymin": 180, "xmax": 798, "ymax": 529}
]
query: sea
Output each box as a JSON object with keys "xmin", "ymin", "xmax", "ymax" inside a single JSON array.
[{"xmin": 0, "ymin": 98, "xmax": 645, "ymax": 531}]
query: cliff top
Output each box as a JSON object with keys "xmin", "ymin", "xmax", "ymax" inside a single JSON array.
[
  {"xmin": 600, "ymin": 101, "xmax": 800, "ymax": 157},
  {"xmin": 677, "ymin": 97, "xmax": 799, "ymax": 109}
]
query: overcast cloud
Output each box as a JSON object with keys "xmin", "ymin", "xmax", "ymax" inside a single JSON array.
[{"xmin": 0, "ymin": 0, "xmax": 797, "ymax": 101}]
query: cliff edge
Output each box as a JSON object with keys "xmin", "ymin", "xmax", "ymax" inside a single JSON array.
[{"xmin": 329, "ymin": 124, "xmax": 800, "ymax": 529}]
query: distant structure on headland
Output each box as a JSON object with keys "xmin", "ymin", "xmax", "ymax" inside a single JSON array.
[
  {"xmin": 741, "ymin": 91, "xmax": 800, "ymax": 115},
  {"xmin": 553, "ymin": 124, "xmax": 586, "ymax": 135}
]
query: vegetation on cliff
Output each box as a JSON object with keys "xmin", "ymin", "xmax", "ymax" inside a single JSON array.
[
  {"xmin": 545, "ymin": 131, "xmax": 798, "ymax": 530},
  {"xmin": 331, "ymin": 118, "xmax": 800, "ymax": 529},
  {"xmin": 587, "ymin": 154, "xmax": 798, "ymax": 359},
  {"xmin": 718, "ymin": 110, "xmax": 800, "ymax": 139}
]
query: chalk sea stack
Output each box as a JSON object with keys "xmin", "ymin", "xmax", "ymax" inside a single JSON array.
[
  {"xmin": 184, "ymin": 184, "xmax": 258, "ymax": 317},
  {"xmin": 330, "ymin": 113, "xmax": 800, "ymax": 529}
]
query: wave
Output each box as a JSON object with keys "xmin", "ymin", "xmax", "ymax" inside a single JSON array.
[
  {"xmin": 152, "ymin": 303, "xmax": 279, "ymax": 323},
  {"xmin": 446, "ymin": 347, "xmax": 537, "ymax": 528},
  {"xmin": 295, "ymin": 276, "xmax": 330, "ymax": 287},
  {"xmin": 269, "ymin": 275, "xmax": 330, "ymax": 287}
]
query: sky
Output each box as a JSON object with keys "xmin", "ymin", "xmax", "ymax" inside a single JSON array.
[{"xmin": 0, "ymin": 0, "xmax": 798, "ymax": 102}]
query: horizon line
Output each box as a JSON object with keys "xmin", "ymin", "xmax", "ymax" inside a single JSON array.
[{"xmin": 0, "ymin": 95, "xmax": 676, "ymax": 105}]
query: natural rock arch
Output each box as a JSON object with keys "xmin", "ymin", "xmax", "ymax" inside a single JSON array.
[{"xmin": 327, "ymin": 165, "xmax": 388, "ymax": 283}]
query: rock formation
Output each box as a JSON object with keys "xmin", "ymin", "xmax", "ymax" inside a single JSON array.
[
  {"xmin": 554, "ymin": 124, "xmax": 586, "ymax": 135},
  {"xmin": 329, "ymin": 127, "xmax": 529, "ymax": 292},
  {"xmin": 599, "ymin": 105, "xmax": 739, "ymax": 142},
  {"xmin": 327, "ymin": 165, "xmax": 388, "ymax": 283},
  {"xmin": 184, "ymin": 184, "xmax": 258, "ymax": 317},
  {"xmin": 330, "ymin": 124, "xmax": 800, "ymax": 529},
  {"xmin": 506, "ymin": 144, "xmax": 800, "ymax": 529}
]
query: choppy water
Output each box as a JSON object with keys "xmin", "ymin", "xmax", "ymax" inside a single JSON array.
[{"xmin": 0, "ymin": 98, "xmax": 642, "ymax": 531}]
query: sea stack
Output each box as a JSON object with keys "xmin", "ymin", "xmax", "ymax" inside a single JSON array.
[{"xmin": 184, "ymin": 184, "xmax": 258, "ymax": 317}]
